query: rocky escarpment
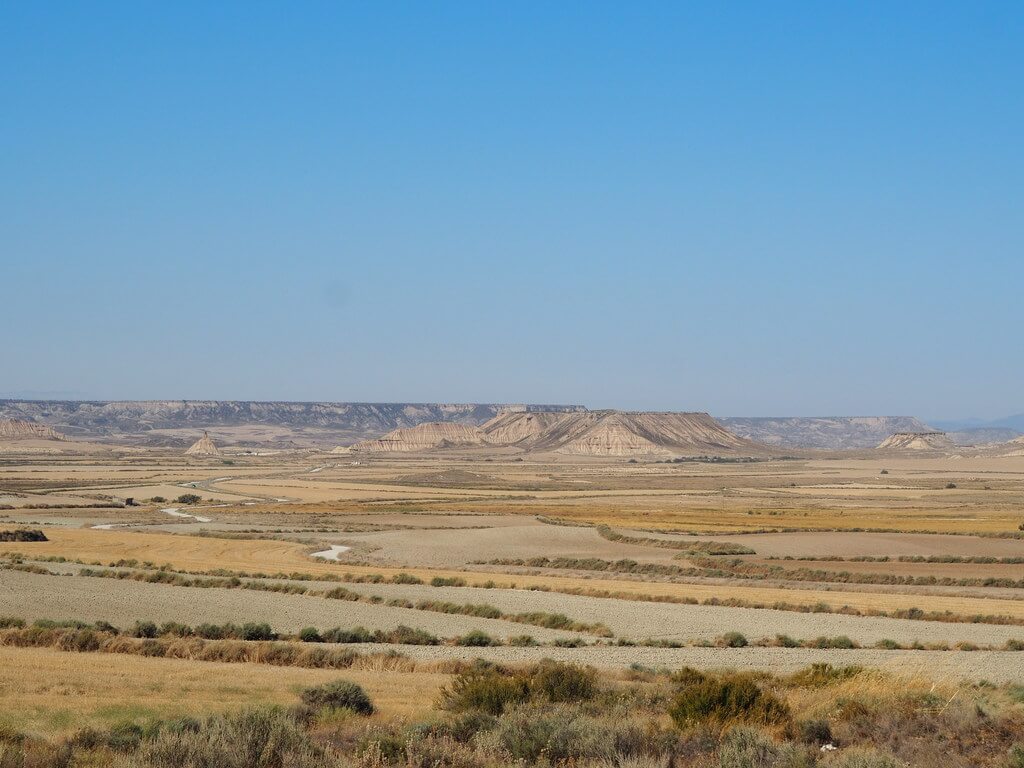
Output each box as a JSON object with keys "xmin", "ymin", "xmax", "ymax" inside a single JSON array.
[
  {"xmin": 877, "ymin": 432, "xmax": 954, "ymax": 451},
  {"xmin": 0, "ymin": 400, "xmax": 583, "ymax": 446},
  {"xmin": 722, "ymin": 416, "xmax": 937, "ymax": 450},
  {"xmin": 477, "ymin": 410, "xmax": 578, "ymax": 446},
  {"xmin": 353, "ymin": 422, "xmax": 486, "ymax": 452},
  {"xmin": 0, "ymin": 418, "xmax": 65, "ymax": 441}
]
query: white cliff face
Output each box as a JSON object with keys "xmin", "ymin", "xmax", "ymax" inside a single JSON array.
[
  {"xmin": 352, "ymin": 422, "xmax": 485, "ymax": 452},
  {"xmin": 876, "ymin": 432, "xmax": 954, "ymax": 451}
]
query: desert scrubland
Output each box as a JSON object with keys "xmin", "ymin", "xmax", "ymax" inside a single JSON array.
[{"xmin": 2, "ymin": 429, "xmax": 1024, "ymax": 766}]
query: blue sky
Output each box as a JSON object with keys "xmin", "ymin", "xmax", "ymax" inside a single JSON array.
[{"xmin": 2, "ymin": 2, "xmax": 1021, "ymax": 418}]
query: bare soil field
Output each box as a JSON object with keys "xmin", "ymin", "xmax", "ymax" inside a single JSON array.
[
  {"xmin": 4, "ymin": 447, "xmax": 1024, "ymax": 679},
  {"xmin": 0, "ymin": 570, "xmax": 580, "ymax": 642},
  {"xmin": 7, "ymin": 525, "xmax": 1024, "ymax": 622}
]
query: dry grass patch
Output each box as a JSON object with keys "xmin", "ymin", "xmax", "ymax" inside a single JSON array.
[{"xmin": 0, "ymin": 645, "xmax": 447, "ymax": 738}]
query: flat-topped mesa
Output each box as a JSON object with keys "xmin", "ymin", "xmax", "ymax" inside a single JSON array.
[
  {"xmin": 185, "ymin": 431, "xmax": 220, "ymax": 456},
  {"xmin": 484, "ymin": 410, "xmax": 768, "ymax": 457},
  {"xmin": 877, "ymin": 431, "xmax": 954, "ymax": 451},
  {"xmin": 0, "ymin": 418, "xmax": 65, "ymax": 441},
  {"xmin": 352, "ymin": 422, "xmax": 485, "ymax": 452}
]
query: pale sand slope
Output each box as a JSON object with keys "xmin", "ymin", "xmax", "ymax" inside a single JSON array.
[
  {"xmin": 335, "ymin": 582, "xmax": 1024, "ymax": 647},
  {"xmin": 335, "ymin": 644, "xmax": 1024, "ymax": 683},
  {"xmin": 0, "ymin": 571, "xmax": 577, "ymax": 642}
]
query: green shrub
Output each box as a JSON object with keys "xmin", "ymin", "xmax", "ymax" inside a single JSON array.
[
  {"xmin": 387, "ymin": 625, "xmax": 439, "ymax": 645},
  {"xmin": 195, "ymin": 623, "xmax": 230, "ymax": 640},
  {"xmin": 808, "ymin": 635, "xmax": 857, "ymax": 649},
  {"xmin": 392, "ymin": 573, "xmax": 423, "ymax": 584},
  {"xmin": 669, "ymin": 674, "xmax": 789, "ymax": 728},
  {"xmin": 322, "ymin": 626, "xmax": 375, "ymax": 644},
  {"xmin": 476, "ymin": 701, "xmax": 642, "ymax": 763},
  {"xmin": 796, "ymin": 718, "xmax": 832, "ymax": 745},
  {"xmin": 528, "ymin": 660, "xmax": 596, "ymax": 703},
  {"xmin": 788, "ymin": 664, "xmax": 862, "ymax": 688},
  {"xmin": 1005, "ymin": 639, "xmax": 1024, "ymax": 651},
  {"xmin": 874, "ymin": 638, "xmax": 901, "ymax": 650},
  {"xmin": 130, "ymin": 621, "xmax": 159, "ymax": 639},
  {"xmin": 439, "ymin": 667, "xmax": 530, "ymax": 715},
  {"xmin": 298, "ymin": 627, "xmax": 322, "ymax": 643},
  {"xmin": 508, "ymin": 634, "xmax": 538, "ymax": 647},
  {"xmin": 240, "ymin": 623, "xmax": 275, "ymax": 641},
  {"xmin": 159, "ymin": 622, "xmax": 192, "ymax": 637},
  {"xmin": 430, "ymin": 576, "xmax": 467, "ymax": 587},
  {"xmin": 129, "ymin": 708, "xmax": 331, "ymax": 768},
  {"xmin": 716, "ymin": 726, "xmax": 802, "ymax": 768},
  {"xmin": 552, "ymin": 637, "xmax": 585, "ymax": 647},
  {"xmin": 0, "ymin": 617, "xmax": 25, "ymax": 629},
  {"xmin": 455, "ymin": 630, "xmax": 497, "ymax": 647},
  {"xmin": 174, "ymin": 494, "xmax": 202, "ymax": 505},
  {"xmin": 300, "ymin": 680, "xmax": 374, "ymax": 715},
  {"xmin": 718, "ymin": 632, "xmax": 748, "ymax": 648}
]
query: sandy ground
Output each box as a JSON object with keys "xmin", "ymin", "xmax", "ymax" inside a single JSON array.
[
  {"xmin": 342, "ymin": 522, "xmax": 676, "ymax": 566},
  {"xmin": 331, "ymin": 581, "xmax": 1024, "ymax": 647},
  {"xmin": 0, "ymin": 570, "xmax": 579, "ymax": 641}
]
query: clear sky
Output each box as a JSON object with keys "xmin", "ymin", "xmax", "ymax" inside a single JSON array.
[{"xmin": 2, "ymin": 2, "xmax": 1021, "ymax": 419}]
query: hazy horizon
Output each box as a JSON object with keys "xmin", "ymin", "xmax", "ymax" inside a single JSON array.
[{"xmin": 3, "ymin": 4, "xmax": 1021, "ymax": 419}]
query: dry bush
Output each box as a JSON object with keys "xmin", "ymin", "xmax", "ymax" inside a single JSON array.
[
  {"xmin": 300, "ymin": 680, "xmax": 374, "ymax": 715},
  {"xmin": 669, "ymin": 673, "xmax": 789, "ymax": 730},
  {"xmin": 113, "ymin": 708, "xmax": 334, "ymax": 768}
]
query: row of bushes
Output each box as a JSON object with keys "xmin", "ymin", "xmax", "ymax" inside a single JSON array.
[
  {"xmin": 0, "ymin": 617, "xmax": 561, "ymax": 652},
  {"xmin": 691, "ymin": 557, "xmax": 1024, "ymax": 589},
  {"xmin": 595, "ymin": 525, "xmax": 756, "ymax": 555}
]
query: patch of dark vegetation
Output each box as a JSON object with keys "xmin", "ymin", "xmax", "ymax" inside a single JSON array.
[{"xmin": 0, "ymin": 529, "xmax": 47, "ymax": 542}]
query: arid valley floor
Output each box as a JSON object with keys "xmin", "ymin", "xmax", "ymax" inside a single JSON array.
[{"xmin": 3, "ymin": 425, "xmax": 1024, "ymax": 765}]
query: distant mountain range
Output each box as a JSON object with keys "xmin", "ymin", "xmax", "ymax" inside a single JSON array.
[
  {"xmin": 0, "ymin": 400, "xmax": 584, "ymax": 447},
  {"xmin": 2, "ymin": 399, "xmax": 1019, "ymax": 452},
  {"xmin": 719, "ymin": 416, "xmax": 937, "ymax": 450},
  {"xmin": 932, "ymin": 415, "xmax": 1024, "ymax": 432}
]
